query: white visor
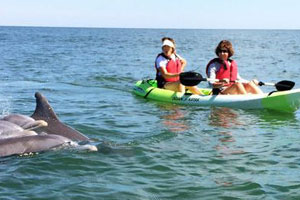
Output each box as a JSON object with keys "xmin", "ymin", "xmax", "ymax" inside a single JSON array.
[{"xmin": 162, "ymin": 40, "xmax": 175, "ymax": 48}]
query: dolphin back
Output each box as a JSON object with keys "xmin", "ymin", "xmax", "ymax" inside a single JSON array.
[{"xmin": 31, "ymin": 92, "xmax": 89, "ymax": 141}]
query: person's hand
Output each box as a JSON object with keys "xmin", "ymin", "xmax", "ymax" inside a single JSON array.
[
  {"xmin": 251, "ymin": 79, "xmax": 259, "ymax": 85},
  {"xmin": 220, "ymin": 78, "xmax": 229, "ymax": 84},
  {"xmin": 213, "ymin": 82, "xmax": 225, "ymax": 88}
]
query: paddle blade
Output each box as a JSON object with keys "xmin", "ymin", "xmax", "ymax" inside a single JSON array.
[
  {"xmin": 180, "ymin": 72, "xmax": 205, "ymax": 86},
  {"xmin": 275, "ymin": 80, "xmax": 295, "ymax": 91}
]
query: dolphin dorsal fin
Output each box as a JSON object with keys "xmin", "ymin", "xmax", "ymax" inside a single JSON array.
[{"xmin": 31, "ymin": 92, "xmax": 59, "ymax": 121}]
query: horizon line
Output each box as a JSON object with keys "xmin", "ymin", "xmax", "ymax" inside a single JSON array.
[{"xmin": 1, "ymin": 24, "xmax": 300, "ymax": 31}]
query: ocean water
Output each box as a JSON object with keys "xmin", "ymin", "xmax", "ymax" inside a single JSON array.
[{"xmin": 0, "ymin": 26, "xmax": 300, "ymax": 199}]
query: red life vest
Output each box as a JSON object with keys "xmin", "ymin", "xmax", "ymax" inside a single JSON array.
[
  {"xmin": 155, "ymin": 53, "xmax": 182, "ymax": 82},
  {"xmin": 206, "ymin": 58, "xmax": 238, "ymax": 86}
]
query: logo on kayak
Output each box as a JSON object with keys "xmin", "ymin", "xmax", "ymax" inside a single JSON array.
[
  {"xmin": 133, "ymin": 86, "xmax": 146, "ymax": 94},
  {"xmin": 172, "ymin": 96, "xmax": 200, "ymax": 102}
]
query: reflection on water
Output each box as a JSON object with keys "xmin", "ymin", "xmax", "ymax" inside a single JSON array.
[
  {"xmin": 241, "ymin": 109, "xmax": 300, "ymax": 132},
  {"xmin": 209, "ymin": 107, "xmax": 245, "ymax": 128},
  {"xmin": 210, "ymin": 107, "xmax": 300, "ymax": 128},
  {"xmin": 208, "ymin": 107, "xmax": 300, "ymax": 158},
  {"xmin": 207, "ymin": 107, "xmax": 300, "ymax": 189},
  {"xmin": 251, "ymin": 109, "xmax": 299, "ymax": 127},
  {"xmin": 208, "ymin": 107, "xmax": 247, "ymax": 187},
  {"xmin": 209, "ymin": 107, "xmax": 246, "ymax": 157},
  {"xmin": 158, "ymin": 104, "xmax": 190, "ymax": 133}
]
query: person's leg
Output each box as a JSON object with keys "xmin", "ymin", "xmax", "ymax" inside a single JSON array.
[
  {"xmin": 164, "ymin": 81, "xmax": 185, "ymax": 93},
  {"xmin": 243, "ymin": 80, "xmax": 263, "ymax": 94},
  {"xmin": 186, "ymin": 86, "xmax": 204, "ymax": 95},
  {"xmin": 222, "ymin": 82, "xmax": 247, "ymax": 95}
]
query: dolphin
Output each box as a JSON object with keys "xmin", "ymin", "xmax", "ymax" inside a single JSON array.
[
  {"xmin": 0, "ymin": 120, "xmax": 38, "ymax": 139},
  {"xmin": 0, "ymin": 114, "xmax": 47, "ymax": 139},
  {"xmin": 0, "ymin": 133, "xmax": 98, "ymax": 157},
  {"xmin": 0, "ymin": 134, "xmax": 72, "ymax": 157},
  {"xmin": 31, "ymin": 92, "xmax": 89, "ymax": 141},
  {"xmin": 0, "ymin": 92, "xmax": 96, "ymax": 158},
  {"xmin": 2, "ymin": 114, "xmax": 48, "ymax": 130}
]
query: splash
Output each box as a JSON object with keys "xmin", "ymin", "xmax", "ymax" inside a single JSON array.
[{"xmin": 0, "ymin": 95, "xmax": 12, "ymax": 117}]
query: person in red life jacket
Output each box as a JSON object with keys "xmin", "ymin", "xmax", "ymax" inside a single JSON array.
[
  {"xmin": 155, "ymin": 37, "xmax": 203, "ymax": 95},
  {"xmin": 206, "ymin": 40, "xmax": 263, "ymax": 95}
]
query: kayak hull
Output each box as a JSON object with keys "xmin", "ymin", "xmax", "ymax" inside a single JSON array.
[{"xmin": 133, "ymin": 80, "xmax": 300, "ymax": 113}]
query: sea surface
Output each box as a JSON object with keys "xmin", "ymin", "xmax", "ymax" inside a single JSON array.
[{"xmin": 0, "ymin": 26, "xmax": 300, "ymax": 199}]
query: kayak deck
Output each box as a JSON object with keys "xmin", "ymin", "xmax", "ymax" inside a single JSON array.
[{"xmin": 133, "ymin": 80, "xmax": 300, "ymax": 113}]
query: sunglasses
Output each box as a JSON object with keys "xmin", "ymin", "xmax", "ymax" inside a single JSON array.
[{"xmin": 219, "ymin": 50, "xmax": 228, "ymax": 53}]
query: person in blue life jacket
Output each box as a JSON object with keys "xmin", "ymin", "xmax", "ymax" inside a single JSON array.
[
  {"xmin": 206, "ymin": 40, "xmax": 263, "ymax": 95},
  {"xmin": 155, "ymin": 37, "xmax": 203, "ymax": 95}
]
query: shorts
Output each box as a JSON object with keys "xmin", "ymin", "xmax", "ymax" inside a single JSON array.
[
  {"xmin": 156, "ymin": 76, "xmax": 166, "ymax": 88},
  {"xmin": 212, "ymin": 87, "xmax": 226, "ymax": 95}
]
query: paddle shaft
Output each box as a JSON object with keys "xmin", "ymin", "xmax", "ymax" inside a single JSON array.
[
  {"xmin": 195, "ymin": 77, "xmax": 278, "ymax": 86},
  {"xmin": 202, "ymin": 77, "xmax": 253, "ymax": 84},
  {"xmin": 180, "ymin": 72, "xmax": 295, "ymax": 91},
  {"xmin": 202, "ymin": 78, "xmax": 276, "ymax": 87}
]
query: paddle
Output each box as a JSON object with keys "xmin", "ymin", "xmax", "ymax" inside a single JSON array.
[
  {"xmin": 180, "ymin": 71, "xmax": 295, "ymax": 91},
  {"xmin": 258, "ymin": 80, "xmax": 295, "ymax": 91}
]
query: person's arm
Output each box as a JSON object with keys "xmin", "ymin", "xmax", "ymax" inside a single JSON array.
[
  {"xmin": 237, "ymin": 73, "xmax": 247, "ymax": 82},
  {"xmin": 208, "ymin": 63, "xmax": 229, "ymax": 88},
  {"xmin": 237, "ymin": 74, "xmax": 260, "ymax": 85},
  {"xmin": 159, "ymin": 66, "xmax": 180, "ymax": 79},
  {"xmin": 180, "ymin": 58, "xmax": 187, "ymax": 71},
  {"xmin": 157, "ymin": 56, "xmax": 181, "ymax": 79},
  {"xmin": 175, "ymin": 54, "xmax": 186, "ymax": 71},
  {"xmin": 207, "ymin": 63, "xmax": 225, "ymax": 88}
]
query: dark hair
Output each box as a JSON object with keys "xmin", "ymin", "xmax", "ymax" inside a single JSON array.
[{"xmin": 215, "ymin": 40, "xmax": 234, "ymax": 58}]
